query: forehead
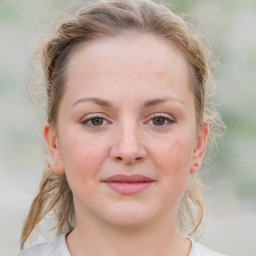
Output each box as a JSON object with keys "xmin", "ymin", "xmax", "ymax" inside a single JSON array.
[
  {"xmin": 63, "ymin": 33, "xmax": 192, "ymax": 104},
  {"xmin": 68, "ymin": 33, "xmax": 189, "ymax": 80}
]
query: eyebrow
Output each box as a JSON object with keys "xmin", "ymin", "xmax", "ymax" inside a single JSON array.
[
  {"xmin": 72, "ymin": 96, "xmax": 185, "ymax": 108},
  {"xmin": 143, "ymin": 97, "xmax": 185, "ymax": 108},
  {"xmin": 72, "ymin": 97, "xmax": 113, "ymax": 108}
]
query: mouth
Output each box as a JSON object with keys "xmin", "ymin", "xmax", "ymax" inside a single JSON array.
[{"xmin": 103, "ymin": 174, "xmax": 155, "ymax": 195}]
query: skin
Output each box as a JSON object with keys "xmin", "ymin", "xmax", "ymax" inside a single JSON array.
[{"xmin": 44, "ymin": 33, "xmax": 208, "ymax": 256}]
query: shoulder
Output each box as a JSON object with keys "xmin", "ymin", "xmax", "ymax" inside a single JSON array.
[
  {"xmin": 18, "ymin": 234, "xmax": 70, "ymax": 256},
  {"xmin": 189, "ymin": 238, "xmax": 227, "ymax": 256}
]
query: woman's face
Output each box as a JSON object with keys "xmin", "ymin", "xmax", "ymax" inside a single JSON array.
[{"xmin": 44, "ymin": 34, "xmax": 208, "ymax": 229}]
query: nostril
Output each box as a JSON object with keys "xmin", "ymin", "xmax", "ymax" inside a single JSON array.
[
  {"xmin": 110, "ymin": 139, "xmax": 147, "ymax": 164},
  {"xmin": 114, "ymin": 155, "xmax": 143, "ymax": 164}
]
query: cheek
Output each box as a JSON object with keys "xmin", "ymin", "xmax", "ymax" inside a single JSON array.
[
  {"xmin": 59, "ymin": 132, "xmax": 109, "ymax": 187},
  {"xmin": 154, "ymin": 137, "xmax": 194, "ymax": 171},
  {"xmin": 151, "ymin": 136, "xmax": 194, "ymax": 196}
]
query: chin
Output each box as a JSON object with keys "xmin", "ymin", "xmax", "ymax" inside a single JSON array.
[{"xmin": 100, "ymin": 202, "xmax": 158, "ymax": 228}]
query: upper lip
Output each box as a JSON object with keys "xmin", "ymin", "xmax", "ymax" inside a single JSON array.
[{"xmin": 104, "ymin": 174, "xmax": 154, "ymax": 183}]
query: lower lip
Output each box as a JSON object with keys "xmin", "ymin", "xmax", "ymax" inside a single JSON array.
[{"xmin": 104, "ymin": 182, "xmax": 154, "ymax": 194}]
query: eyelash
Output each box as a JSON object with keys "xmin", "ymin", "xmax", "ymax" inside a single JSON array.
[
  {"xmin": 146, "ymin": 114, "xmax": 174, "ymax": 127},
  {"xmin": 80, "ymin": 114, "xmax": 174, "ymax": 128},
  {"xmin": 81, "ymin": 115, "xmax": 110, "ymax": 127}
]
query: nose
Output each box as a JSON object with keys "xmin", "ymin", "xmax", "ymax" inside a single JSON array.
[{"xmin": 110, "ymin": 122, "xmax": 147, "ymax": 165}]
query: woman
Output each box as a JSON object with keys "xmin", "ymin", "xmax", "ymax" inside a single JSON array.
[{"xmin": 19, "ymin": 0, "xmax": 225, "ymax": 255}]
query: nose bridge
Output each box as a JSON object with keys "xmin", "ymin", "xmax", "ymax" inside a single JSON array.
[
  {"xmin": 110, "ymin": 118, "xmax": 146, "ymax": 164},
  {"xmin": 121, "ymin": 121, "xmax": 139, "ymax": 148}
]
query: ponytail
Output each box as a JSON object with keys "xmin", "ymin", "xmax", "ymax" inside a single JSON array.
[
  {"xmin": 21, "ymin": 164, "xmax": 74, "ymax": 248},
  {"xmin": 178, "ymin": 173, "xmax": 204, "ymax": 237}
]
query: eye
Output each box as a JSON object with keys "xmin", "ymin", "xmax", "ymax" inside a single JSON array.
[
  {"xmin": 90, "ymin": 117, "xmax": 104, "ymax": 126},
  {"xmin": 152, "ymin": 116, "xmax": 168, "ymax": 126},
  {"xmin": 147, "ymin": 115, "xmax": 174, "ymax": 127},
  {"xmin": 81, "ymin": 115, "xmax": 109, "ymax": 127}
]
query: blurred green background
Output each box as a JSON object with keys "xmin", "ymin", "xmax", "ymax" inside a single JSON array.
[{"xmin": 0, "ymin": 0, "xmax": 255, "ymax": 255}]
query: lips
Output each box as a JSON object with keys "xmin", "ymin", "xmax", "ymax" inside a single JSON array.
[
  {"xmin": 103, "ymin": 174, "xmax": 155, "ymax": 194},
  {"xmin": 104, "ymin": 174, "xmax": 154, "ymax": 183}
]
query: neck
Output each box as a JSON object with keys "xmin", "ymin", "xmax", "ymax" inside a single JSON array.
[{"xmin": 67, "ymin": 209, "xmax": 191, "ymax": 256}]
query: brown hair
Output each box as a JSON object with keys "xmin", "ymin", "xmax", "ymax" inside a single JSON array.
[{"xmin": 22, "ymin": 0, "xmax": 223, "ymax": 248}]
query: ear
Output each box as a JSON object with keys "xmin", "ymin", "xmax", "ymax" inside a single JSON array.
[
  {"xmin": 43, "ymin": 121, "xmax": 65, "ymax": 175},
  {"xmin": 190, "ymin": 120, "xmax": 209, "ymax": 174}
]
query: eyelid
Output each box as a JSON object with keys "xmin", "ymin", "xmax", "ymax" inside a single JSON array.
[
  {"xmin": 146, "ymin": 113, "xmax": 175, "ymax": 120},
  {"xmin": 81, "ymin": 113, "xmax": 112, "ymax": 127},
  {"xmin": 144, "ymin": 113, "xmax": 175, "ymax": 126}
]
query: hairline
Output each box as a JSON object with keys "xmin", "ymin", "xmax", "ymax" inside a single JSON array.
[{"xmin": 51, "ymin": 31, "xmax": 202, "ymax": 131}]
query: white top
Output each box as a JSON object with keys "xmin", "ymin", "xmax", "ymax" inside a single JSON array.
[{"xmin": 19, "ymin": 234, "xmax": 225, "ymax": 256}]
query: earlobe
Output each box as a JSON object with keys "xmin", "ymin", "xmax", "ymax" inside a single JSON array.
[
  {"xmin": 43, "ymin": 122, "xmax": 65, "ymax": 175},
  {"xmin": 190, "ymin": 121, "xmax": 209, "ymax": 174}
]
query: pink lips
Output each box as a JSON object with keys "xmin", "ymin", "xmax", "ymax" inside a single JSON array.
[{"xmin": 103, "ymin": 174, "xmax": 154, "ymax": 194}]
